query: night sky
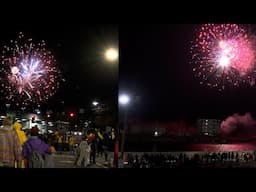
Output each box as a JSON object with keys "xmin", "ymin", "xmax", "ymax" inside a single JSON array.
[
  {"xmin": 0, "ymin": 24, "xmax": 118, "ymax": 113},
  {"xmin": 120, "ymin": 24, "xmax": 256, "ymax": 121}
]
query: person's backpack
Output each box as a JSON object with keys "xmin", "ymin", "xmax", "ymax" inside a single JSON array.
[{"xmin": 27, "ymin": 143, "xmax": 45, "ymax": 168}]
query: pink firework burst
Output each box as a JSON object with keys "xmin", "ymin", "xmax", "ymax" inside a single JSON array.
[
  {"xmin": 0, "ymin": 32, "xmax": 61, "ymax": 107},
  {"xmin": 191, "ymin": 24, "xmax": 256, "ymax": 90}
]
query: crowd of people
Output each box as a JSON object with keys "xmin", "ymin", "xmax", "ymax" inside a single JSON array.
[
  {"xmin": 4, "ymin": 113, "xmax": 256, "ymax": 169},
  {"xmin": 0, "ymin": 115, "xmax": 116, "ymax": 168},
  {"xmin": 124, "ymin": 151, "xmax": 256, "ymax": 168},
  {"xmin": 0, "ymin": 115, "xmax": 53, "ymax": 168},
  {"xmin": 74, "ymin": 129, "xmax": 115, "ymax": 167}
]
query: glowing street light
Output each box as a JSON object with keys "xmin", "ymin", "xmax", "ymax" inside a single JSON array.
[
  {"xmin": 105, "ymin": 48, "xmax": 118, "ymax": 62},
  {"xmin": 92, "ymin": 101, "xmax": 99, "ymax": 106},
  {"xmin": 119, "ymin": 94, "xmax": 130, "ymax": 106}
]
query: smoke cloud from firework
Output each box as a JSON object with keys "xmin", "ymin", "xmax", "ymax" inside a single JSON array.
[
  {"xmin": 220, "ymin": 113, "xmax": 256, "ymax": 138},
  {"xmin": 191, "ymin": 24, "xmax": 256, "ymax": 90}
]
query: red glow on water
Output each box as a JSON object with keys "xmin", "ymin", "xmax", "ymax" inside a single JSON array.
[{"xmin": 189, "ymin": 143, "xmax": 256, "ymax": 152}]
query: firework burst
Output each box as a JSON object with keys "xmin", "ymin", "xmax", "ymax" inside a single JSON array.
[
  {"xmin": 191, "ymin": 24, "xmax": 256, "ymax": 90},
  {"xmin": 0, "ymin": 32, "xmax": 61, "ymax": 107}
]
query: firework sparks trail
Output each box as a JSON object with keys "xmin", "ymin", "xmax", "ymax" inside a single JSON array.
[{"xmin": 0, "ymin": 32, "xmax": 61, "ymax": 107}]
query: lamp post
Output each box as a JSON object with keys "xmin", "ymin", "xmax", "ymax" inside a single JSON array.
[{"xmin": 119, "ymin": 94, "xmax": 130, "ymax": 162}]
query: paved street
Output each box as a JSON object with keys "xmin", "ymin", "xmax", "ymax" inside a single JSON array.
[{"xmin": 52, "ymin": 152, "xmax": 113, "ymax": 168}]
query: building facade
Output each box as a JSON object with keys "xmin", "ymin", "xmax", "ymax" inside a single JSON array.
[{"xmin": 197, "ymin": 119, "xmax": 222, "ymax": 136}]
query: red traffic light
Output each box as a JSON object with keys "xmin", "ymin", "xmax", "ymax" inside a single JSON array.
[{"xmin": 69, "ymin": 112, "xmax": 75, "ymax": 117}]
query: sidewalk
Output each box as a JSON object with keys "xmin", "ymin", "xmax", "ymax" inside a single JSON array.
[{"xmin": 53, "ymin": 152, "xmax": 113, "ymax": 168}]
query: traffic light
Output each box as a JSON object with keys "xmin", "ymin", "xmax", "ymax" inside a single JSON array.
[{"xmin": 69, "ymin": 112, "xmax": 75, "ymax": 118}]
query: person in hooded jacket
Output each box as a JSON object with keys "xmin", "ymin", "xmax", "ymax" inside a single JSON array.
[
  {"xmin": 76, "ymin": 137, "xmax": 91, "ymax": 167},
  {"xmin": 0, "ymin": 116, "xmax": 22, "ymax": 168},
  {"xmin": 22, "ymin": 126, "xmax": 51, "ymax": 168},
  {"xmin": 13, "ymin": 121, "xmax": 27, "ymax": 168},
  {"xmin": 13, "ymin": 122, "xmax": 27, "ymax": 146}
]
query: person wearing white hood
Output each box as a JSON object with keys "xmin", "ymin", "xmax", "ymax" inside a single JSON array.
[{"xmin": 76, "ymin": 137, "xmax": 91, "ymax": 167}]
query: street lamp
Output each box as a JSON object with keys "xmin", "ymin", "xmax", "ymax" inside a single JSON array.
[
  {"xmin": 119, "ymin": 94, "xmax": 130, "ymax": 163},
  {"xmin": 105, "ymin": 48, "xmax": 118, "ymax": 62},
  {"xmin": 92, "ymin": 101, "xmax": 99, "ymax": 106},
  {"xmin": 119, "ymin": 94, "xmax": 130, "ymax": 106}
]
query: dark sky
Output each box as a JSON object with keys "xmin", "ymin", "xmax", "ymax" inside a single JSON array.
[
  {"xmin": 120, "ymin": 24, "xmax": 256, "ymax": 121},
  {"xmin": 0, "ymin": 24, "xmax": 118, "ymax": 112}
]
